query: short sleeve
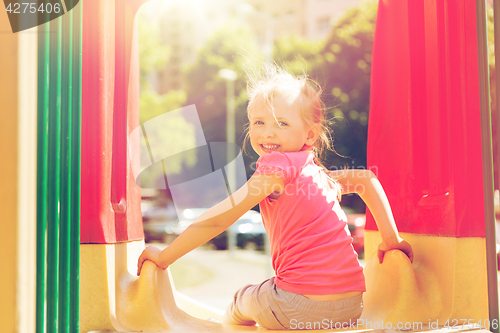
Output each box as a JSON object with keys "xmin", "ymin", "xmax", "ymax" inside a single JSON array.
[{"xmin": 254, "ymin": 152, "xmax": 293, "ymax": 184}]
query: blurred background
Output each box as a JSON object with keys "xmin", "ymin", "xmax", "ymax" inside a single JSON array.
[{"xmin": 135, "ymin": 0, "xmax": 498, "ymax": 310}]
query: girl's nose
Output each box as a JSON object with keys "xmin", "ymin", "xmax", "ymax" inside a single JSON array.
[{"xmin": 262, "ymin": 127, "xmax": 275, "ymax": 138}]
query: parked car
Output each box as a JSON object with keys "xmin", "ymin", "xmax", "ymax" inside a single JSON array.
[
  {"xmin": 143, "ymin": 203, "xmax": 363, "ymax": 254},
  {"xmin": 209, "ymin": 210, "xmax": 266, "ymax": 250},
  {"xmin": 171, "ymin": 208, "xmax": 266, "ymax": 250},
  {"xmin": 343, "ymin": 207, "xmax": 366, "ymax": 256},
  {"xmin": 142, "ymin": 203, "xmax": 178, "ymax": 244}
]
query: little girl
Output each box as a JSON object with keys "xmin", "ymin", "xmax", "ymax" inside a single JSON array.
[{"xmin": 137, "ymin": 66, "xmax": 413, "ymax": 329}]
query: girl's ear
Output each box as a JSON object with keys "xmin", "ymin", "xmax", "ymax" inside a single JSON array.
[{"xmin": 305, "ymin": 127, "xmax": 319, "ymax": 146}]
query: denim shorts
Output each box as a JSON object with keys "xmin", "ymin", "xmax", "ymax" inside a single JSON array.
[{"xmin": 222, "ymin": 277, "xmax": 363, "ymax": 330}]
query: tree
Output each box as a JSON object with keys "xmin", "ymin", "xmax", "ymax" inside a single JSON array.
[
  {"xmin": 137, "ymin": 10, "xmax": 170, "ymax": 91},
  {"xmin": 183, "ymin": 21, "xmax": 265, "ymax": 175},
  {"xmin": 312, "ymin": 0, "xmax": 378, "ymax": 170},
  {"xmin": 137, "ymin": 10, "xmax": 196, "ymax": 188},
  {"xmin": 273, "ymin": 34, "xmax": 325, "ymax": 75}
]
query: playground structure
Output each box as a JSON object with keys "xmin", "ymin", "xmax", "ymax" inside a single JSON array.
[{"xmin": 0, "ymin": 0, "xmax": 498, "ymax": 332}]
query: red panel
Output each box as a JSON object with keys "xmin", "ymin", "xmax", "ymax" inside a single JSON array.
[
  {"xmin": 81, "ymin": 0, "xmax": 117, "ymax": 243},
  {"xmin": 81, "ymin": 0, "xmax": 145, "ymax": 243},
  {"xmin": 113, "ymin": 0, "xmax": 145, "ymax": 241},
  {"xmin": 366, "ymin": 0, "xmax": 485, "ymax": 237}
]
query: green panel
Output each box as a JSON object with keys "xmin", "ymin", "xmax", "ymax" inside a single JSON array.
[
  {"xmin": 69, "ymin": 2, "xmax": 82, "ymax": 331},
  {"xmin": 59, "ymin": 6, "xmax": 73, "ymax": 332},
  {"xmin": 46, "ymin": 16, "xmax": 62, "ymax": 333},
  {"xmin": 37, "ymin": 2, "xmax": 82, "ymax": 332},
  {"xmin": 36, "ymin": 16, "xmax": 50, "ymax": 333},
  {"xmin": 59, "ymin": 2, "xmax": 82, "ymax": 331}
]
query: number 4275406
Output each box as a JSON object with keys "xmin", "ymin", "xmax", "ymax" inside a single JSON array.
[
  {"xmin": 6, "ymin": 2, "xmax": 62, "ymax": 14},
  {"xmin": 443, "ymin": 319, "xmax": 499, "ymax": 330}
]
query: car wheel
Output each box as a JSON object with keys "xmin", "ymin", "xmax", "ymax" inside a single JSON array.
[
  {"xmin": 244, "ymin": 241, "xmax": 258, "ymax": 251},
  {"xmin": 204, "ymin": 243, "xmax": 217, "ymax": 251}
]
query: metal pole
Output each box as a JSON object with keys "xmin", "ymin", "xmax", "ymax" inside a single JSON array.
[
  {"xmin": 478, "ymin": 0, "xmax": 499, "ymax": 331},
  {"xmin": 226, "ymin": 78, "xmax": 237, "ymax": 256},
  {"xmin": 227, "ymin": 79, "xmax": 236, "ymax": 190},
  {"xmin": 219, "ymin": 69, "xmax": 238, "ymax": 255}
]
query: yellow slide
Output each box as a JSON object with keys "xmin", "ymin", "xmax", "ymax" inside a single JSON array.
[{"xmin": 80, "ymin": 234, "xmax": 490, "ymax": 333}]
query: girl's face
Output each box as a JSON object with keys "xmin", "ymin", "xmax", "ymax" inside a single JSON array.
[{"xmin": 249, "ymin": 94, "xmax": 317, "ymax": 156}]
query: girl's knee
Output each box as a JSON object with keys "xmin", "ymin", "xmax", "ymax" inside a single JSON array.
[
  {"xmin": 222, "ymin": 303, "xmax": 256, "ymax": 327},
  {"xmin": 221, "ymin": 312, "xmax": 256, "ymax": 326}
]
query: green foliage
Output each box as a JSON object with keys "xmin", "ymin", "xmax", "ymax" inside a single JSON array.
[
  {"xmin": 138, "ymin": 91, "xmax": 197, "ymax": 187},
  {"xmin": 140, "ymin": 90, "xmax": 187, "ymax": 124},
  {"xmin": 137, "ymin": 11, "xmax": 170, "ymax": 90},
  {"xmin": 183, "ymin": 21, "xmax": 265, "ymax": 173},
  {"xmin": 180, "ymin": 2, "xmax": 377, "ymax": 175},
  {"xmin": 312, "ymin": 0, "xmax": 378, "ymax": 169},
  {"xmin": 273, "ymin": 35, "xmax": 325, "ymax": 74},
  {"xmin": 260, "ymin": 2, "xmax": 377, "ymax": 170},
  {"xmin": 138, "ymin": 10, "xmax": 196, "ymax": 187}
]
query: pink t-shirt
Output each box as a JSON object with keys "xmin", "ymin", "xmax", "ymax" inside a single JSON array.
[{"xmin": 254, "ymin": 151, "xmax": 366, "ymax": 295}]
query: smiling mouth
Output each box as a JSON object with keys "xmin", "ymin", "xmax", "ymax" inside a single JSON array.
[{"xmin": 261, "ymin": 144, "xmax": 280, "ymax": 150}]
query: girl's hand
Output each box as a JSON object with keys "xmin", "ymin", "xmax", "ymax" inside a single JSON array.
[
  {"xmin": 377, "ymin": 238, "xmax": 413, "ymax": 264},
  {"xmin": 137, "ymin": 246, "xmax": 166, "ymax": 276}
]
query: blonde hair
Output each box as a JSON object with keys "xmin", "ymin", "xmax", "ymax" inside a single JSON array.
[{"xmin": 244, "ymin": 65, "xmax": 343, "ymax": 200}]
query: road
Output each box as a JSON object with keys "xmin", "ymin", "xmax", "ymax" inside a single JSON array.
[{"xmin": 171, "ymin": 248, "xmax": 274, "ymax": 310}]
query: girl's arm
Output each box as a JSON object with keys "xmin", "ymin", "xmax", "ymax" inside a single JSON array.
[
  {"xmin": 329, "ymin": 169, "xmax": 413, "ymax": 263},
  {"xmin": 137, "ymin": 173, "xmax": 284, "ymax": 275}
]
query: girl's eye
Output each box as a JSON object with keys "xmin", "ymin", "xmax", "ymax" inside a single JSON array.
[
  {"xmin": 278, "ymin": 122, "xmax": 288, "ymax": 126},
  {"xmin": 253, "ymin": 120, "xmax": 264, "ymax": 125}
]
